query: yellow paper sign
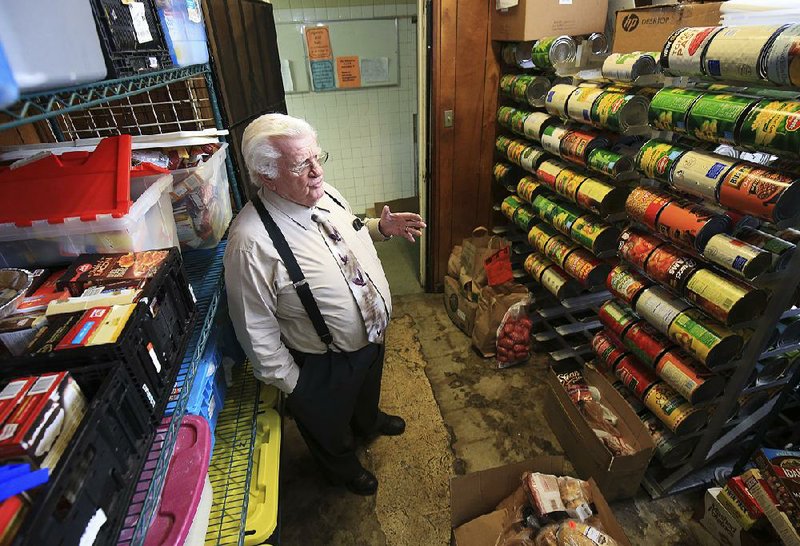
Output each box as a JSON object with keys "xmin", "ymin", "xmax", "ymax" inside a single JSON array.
[
  {"xmin": 336, "ymin": 56, "xmax": 361, "ymax": 88},
  {"xmin": 305, "ymin": 26, "xmax": 332, "ymax": 61}
]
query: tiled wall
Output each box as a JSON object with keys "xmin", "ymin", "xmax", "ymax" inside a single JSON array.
[{"xmin": 272, "ymin": 1, "xmax": 418, "ymax": 215}]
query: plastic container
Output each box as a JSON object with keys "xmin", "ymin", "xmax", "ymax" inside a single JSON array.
[
  {"xmin": 0, "ymin": 42, "xmax": 18, "ymax": 109},
  {"xmin": 186, "ymin": 333, "xmax": 227, "ymax": 450},
  {"xmin": 183, "ymin": 475, "xmax": 212, "ymax": 546},
  {"xmin": 0, "ymin": 0, "xmax": 107, "ymax": 92},
  {"xmin": 90, "ymin": 0, "xmax": 173, "ymax": 77},
  {"xmin": 5, "ymin": 362, "xmax": 153, "ymax": 546},
  {"xmin": 156, "ymin": 0, "xmax": 210, "ymax": 67},
  {"xmin": 244, "ymin": 402, "xmax": 281, "ymax": 546},
  {"xmin": 144, "ymin": 415, "xmax": 211, "ymax": 546}
]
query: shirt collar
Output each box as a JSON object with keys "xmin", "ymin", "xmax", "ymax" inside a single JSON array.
[{"xmin": 258, "ymin": 186, "xmax": 330, "ymax": 229}]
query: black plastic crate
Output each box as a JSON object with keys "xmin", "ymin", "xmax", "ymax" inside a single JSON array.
[
  {"xmin": 4, "ymin": 362, "xmax": 153, "ymax": 546},
  {"xmin": 90, "ymin": 0, "xmax": 173, "ymax": 78},
  {"xmin": 1, "ymin": 249, "xmax": 197, "ymax": 420}
]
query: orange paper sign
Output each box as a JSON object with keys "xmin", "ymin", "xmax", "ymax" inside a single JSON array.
[
  {"xmin": 305, "ymin": 26, "xmax": 332, "ymax": 60},
  {"xmin": 336, "ymin": 56, "xmax": 361, "ymax": 88}
]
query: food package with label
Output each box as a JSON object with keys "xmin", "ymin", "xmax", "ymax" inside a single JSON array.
[{"xmin": 56, "ymin": 250, "xmax": 170, "ymax": 297}]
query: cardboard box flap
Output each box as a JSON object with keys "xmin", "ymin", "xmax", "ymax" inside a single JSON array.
[{"xmin": 449, "ymin": 456, "xmax": 567, "ymax": 528}]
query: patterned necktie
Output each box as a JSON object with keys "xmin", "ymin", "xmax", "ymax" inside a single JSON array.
[{"xmin": 311, "ymin": 210, "xmax": 388, "ymax": 343}]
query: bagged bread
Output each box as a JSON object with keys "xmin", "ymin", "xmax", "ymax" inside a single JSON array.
[{"xmin": 555, "ymin": 520, "xmax": 619, "ymax": 546}]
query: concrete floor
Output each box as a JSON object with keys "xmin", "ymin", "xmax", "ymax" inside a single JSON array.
[{"xmin": 279, "ymin": 292, "xmax": 715, "ymax": 545}]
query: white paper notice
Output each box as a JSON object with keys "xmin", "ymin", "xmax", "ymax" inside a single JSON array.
[
  {"xmin": 129, "ymin": 2, "xmax": 154, "ymax": 44},
  {"xmin": 281, "ymin": 59, "xmax": 295, "ymax": 92},
  {"xmin": 361, "ymin": 57, "xmax": 389, "ymax": 84},
  {"xmin": 496, "ymin": 0, "xmax": 519, "ymax": 9}
]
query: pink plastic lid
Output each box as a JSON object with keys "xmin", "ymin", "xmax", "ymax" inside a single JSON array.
[{"xmin": 144, "ymin": 415, "xmax": 211, "ymax": 546}]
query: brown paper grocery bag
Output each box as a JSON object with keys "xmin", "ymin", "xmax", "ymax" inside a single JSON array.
[
  {"xmin": 460, "ymin": 227, "xmax": 509, "ymax": 288},
  {"xmin": 471, "ymin": 282, "xmax": 530, "ymax": 357}
]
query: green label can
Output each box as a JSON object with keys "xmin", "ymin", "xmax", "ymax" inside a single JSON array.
[
  {"xmin": 649, "ymin": 88, "xmax": 704, "ymax": 133},
  {"xmin": 532, "ymin": 37, "xmax": 557, "ymax": 69},
  {"xmin": 501, "ymin": 195, "xmax": 524, "ymax": 221},
  {"xmin": 541, "ymin": 124, "xmax": 569, "ymax": 157},
  {"xmin": 590, "ymin": 92, "xmax": 649, "ymax": 132},
  {"xmin": 517, "ymin": 176, "xmax": 546, "ymax": 204},
  {"xmin": 528, "ymin": 223, "xmax": 559, "ymax": 253},
  {"xmin": 576, "ymin": 178, "xmax": 623, "ymax": 216},
  {"xmin": 668, "ymin": 308, "xmax": 742, "ymax": 368},
  {"xmin": 687, "ymin": 93, "xmax": 758, "ymax": 145},
  {"xmin": 513, "ymin": 205, "xmax": 537, "ymax": 232},
  {"xmin": 587, "ymin": 148, "xmax": 633, "ymax": 179},
  {"xmin": 554, "ymin": 168, "xmax": 588, "ymax": 201},
  {"xmin": 739, "ymin": 99, "xmax": 800, "ymax": 159},
  {"xmin": 599, "ymin": 300, "xmax": 639, "ymax": 339},
  {"xmin": 635, "ymin": 139, "xmax": 687, "ymax": 182},
  {"xmin": 524, "ymin": 252, "xmax": 553, "ymax": 281},
  {"xmin": 496, "ymin": 135, "xmax": 512, "ymax": 155},
  {"xmin": 544, "ymin": 234, "xmax": 577, "ymax": 267},
  {"xmin": 570, "ymin": 215, "xmax": 618, "ymax": 254}
]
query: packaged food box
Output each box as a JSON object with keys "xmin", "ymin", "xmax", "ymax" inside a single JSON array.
[
  {"xmin": 24, "ymin": 313, "xmax": 83, "ymax": 355},
  {"xmin": 0, "ymin": 314, "xmax": 45, "ymax": 356},
  {"xmin": 753, "ymin": 448, "xmax": 800, "ymax": 530},
  {"xmin": 13, "ymin": 270, "xmax": 68, "ymax": 315},
  {"xmin": 0, "ymin": 371, "xmax": 87, "ymax": 470},
  {"xmin": 57, "ymin": 250, "xmax": 170, "ymax": 297},
  {"xmin": 0, "ymin": 377, "xmax": 35, "ymax": 428}
]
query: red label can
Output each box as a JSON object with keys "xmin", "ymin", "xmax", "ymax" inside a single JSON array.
[
  {"xmin": 622, "ymin": 322, "xmax": 673, "ymax": 367},
  {"xmin": 645, "ymin": 245, "xmax": 700, "ymax": 292},
  {"xmin": 544, "ymin": 235, "xmax": 577, "ymax": 267},
  {"xmin": 625, "ymin": 186, "xmax": 675, "ymax": 230},
  {"xmin": 618, "ymin": 228, "xmax": 666, "ymax": 271},
  {"xmin": 599, "ymin": 300, "xmax": 639, "ymax": 338},
  {"xmin": 537, "ymin": 160, "xmax": 566, "ymax": 189},
  {"xmin": 654, "ymin": 348, "xmax": 724, "ymax": 404},
  {"xmin": 615, "ymin": 355, "xmax": 661, "ymax": 399},
  {"xmin": 592, "ymin": 330, "xmax": 629, "ymax": 373},
  {"xmin": 560, "ymin": 129, "xmax": 607, "ymax": 167},
  {"xmin": 607, "ymin": 264, "xmax": 652, "ymax": 304},
  {"xmin": 656, "ymin": 199, "xmax": 729, "ymax": 251},
  {"xmin": 719, "ymin": 164, "xmax": 800, "ymax": 223}
]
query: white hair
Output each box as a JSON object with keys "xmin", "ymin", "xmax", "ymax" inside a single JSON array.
[{"xmin": 241, "ymin": 113, "xmax": 317, "ymax": 184}]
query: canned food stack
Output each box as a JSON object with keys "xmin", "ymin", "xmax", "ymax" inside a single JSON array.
[
  {"xmin": 544, "ymin": 83, "xmax": 651, "ymax": 135},
  {"xmin": 500, "ymin": 34, "xmax": 609, "ymax": 77},
  {"xmin": 601, "ymin": 52, "xmax": 662, "ymax": 85}
]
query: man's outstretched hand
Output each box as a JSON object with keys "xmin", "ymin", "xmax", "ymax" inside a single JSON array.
[{"xmin": 378, "ymin": 205, "xmax": 427, "ymax": 242}]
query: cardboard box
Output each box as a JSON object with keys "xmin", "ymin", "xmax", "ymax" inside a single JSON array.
[
  {"xmin": 492, "ymin": 0, "xmax": 609, "ymax": 42},
  {"xmin": 544, "ymin": 365, "xmax": 656, "ymax": 501},
  {"xmin": 443, "ymin": 275, "xmax": 478, "ymax": 336},
  {"xmin": 450, "ymin": 456, "xmax": 631, "ymax": 546},
  {"xmin": 612, "ymin": 2, "xmax": 724, "ymax": 53},
  {"xmin": 699, "ymin": 488, "xmax": 771, "ymax": 546}
]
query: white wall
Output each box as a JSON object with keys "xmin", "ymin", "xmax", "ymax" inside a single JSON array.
[{"xmin": 273, "ymin": 2, "xmax": 418, "ymax": 215}]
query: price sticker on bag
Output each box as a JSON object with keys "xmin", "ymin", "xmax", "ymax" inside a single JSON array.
[{"xmin": 484, "ymin": 247, "xmax": 513, "ymax": 286}]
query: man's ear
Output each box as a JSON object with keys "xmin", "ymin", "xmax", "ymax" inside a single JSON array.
[{"xmin": 259, "ymin": 172, "xmax": 277, "ymax": 191}]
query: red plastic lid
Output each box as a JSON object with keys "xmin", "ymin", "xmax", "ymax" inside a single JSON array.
[
  {"xmin": 0, "ymin": 135, "xmax": 132, "ymax": 226},
  {"xmin": 144, "ymin": 415, "xmax": 211, "ymax": 546},
  {"xmin": 131, "ymin": 161, "xmax": 170, "ymax": 178}
]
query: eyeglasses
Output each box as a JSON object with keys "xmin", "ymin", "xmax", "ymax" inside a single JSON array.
[{"xmin": 287, "ymin": 151, "xmax": 329, "ymax": 175}]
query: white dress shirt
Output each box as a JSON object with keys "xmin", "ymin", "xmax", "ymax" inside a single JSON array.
[{"xmin": 224, "ymin": 184, "xmax": 392, "ymax": 393}]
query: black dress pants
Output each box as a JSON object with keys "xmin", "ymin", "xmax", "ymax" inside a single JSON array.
[{"xmin": 286, "ymin": 343, "xmax": 385, "ymax": 484}]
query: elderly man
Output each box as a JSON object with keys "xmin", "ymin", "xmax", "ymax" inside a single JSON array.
[{"xmin": 224, "ymin": 113, "xmax": 425, "ymax": 495}]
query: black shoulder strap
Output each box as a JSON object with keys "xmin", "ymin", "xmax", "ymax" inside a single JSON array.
[
  {"xmin": 251, "ymin": 197, "xmax": 334, "ymax": 347},
  {"xmin": 325, "ymin": 190, "xmax": 346, "ymax": 211}
]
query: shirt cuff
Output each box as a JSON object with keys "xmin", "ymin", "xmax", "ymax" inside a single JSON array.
[
  {"xmin": 278, "ymin": 363, "xmax": 301, "ymax": 394},
  {"xmin": 366, "ymin": 218, "xmax": 391, "ymax": 242}
]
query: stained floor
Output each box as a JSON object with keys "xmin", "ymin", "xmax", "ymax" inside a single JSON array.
[{"xmin": 279, "ymin": 294, "xmax": 709, "ymax": 545}]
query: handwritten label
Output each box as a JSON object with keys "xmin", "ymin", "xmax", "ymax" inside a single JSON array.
[
  {"xmin": 310, "ymin": 60, "xmax": 335, "ymax": 91},
  {"xmin": 336, "ymin": 56, "xmax": 361, "ymax": 88},
  {"xmin": 305, "ymin": 26, "xmax": 332, "ymax": 61}
]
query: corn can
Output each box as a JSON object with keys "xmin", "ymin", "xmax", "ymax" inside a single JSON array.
[
  {"xmin": 602, "ymin": 51, "xmax": 659, "ymax": 82},
  {"xmin": 607, "ymin": 264, "xmax": 652, "ymax": 305},
  {"xmin": 532, "ymin": 194, "xmax": 580, "ymax": 234},
  {"xmin": 592, "ymin": 330, "xmax": 629, "ymax": 373},
  {"xmin": 640, "ymin": 413, "xmax": 694, "ymax": 468},
  {"xmin": 555, "ymin": 169, "xmax": 589, "ymax": 201},
  {"xmin": 661, "ymin": 26, "xmax": 723, "ymax": 78},
  {"xmin": 625, "ymin": 186, "xmax": 675, "ymax": 230},
  {"xmin": 501, "ymin": 195, "xmax": 524, "ymax": 221},
  {"xmin": 636, "ymin": 139, "xmax": 687, "ymax": 182},
  {"xmin": 566, "ymin": 86, "xmax": 606, "ymax": 124},
  {"xmin": 541, "ymin": 265, "xmax": 581, "ymax": 299},
  {"xmin": 644, "ymin": 245, "xmax": 699, "ymax": 293},
  {"xmin": 570, "ymin": 215, "xmax": 619, "ymax": 254},
  {"xmin": 513, "ymin": 205, "xmax": 537, "ymax": 232},
  {"xmin": 702, "ymin": 233, "xmax": 772, "ymax": 280},
  {"xmin": 587, "ymin": 148, "xmax": 634, "ymax": 179},
  {"xmin": 622, "ymin": 322, "xmax": 673, "ymax": 368},
  {"xmin": 523, "ymin": 111, "xmax": 557, "ymax": 142},
  {"xmin": 524, "ymin": 252, "xmax": 552, "ymax": 281},
  {"xmin": 560, "ymin": 129, "xmax": 609, "ymax": 167},
  {"xmin": 668, "ymin": 308, "xmax": 743, "ymax": 368},
  {"xmin": 739, "ymin": 100, "xmax": 800, "ymax": 159},
  {"xmin": 516, "ymin": 176, "xmax": 545, "ymax": 204},
  {"xmin": 545, "ymin": 83, "xmax": 576, "ymax": 118},
  {"xmin": 544, "ymin": 234, "xmax": 577, "ymax": 267},
  {"xmin": 496, "ymin": 135, "xmax": 513, "ymax": 155},
  {"xmin": 655, "ymin": 348, "xmax": 724, "ymax": 404},
  {"xmin": 519, "ymin": 144, "xmax": 548, "ymax": 172},
  {"xmin": 576, "ymin": 178, "xmax": 626, "ymax": 216},
  {"xmin": 599, "ymin": 300, "xmax": 640, "ymax": 339},
  {"xmin": 687, "ymin": 93, "xmax": 758, "ymax": 145},
  {"xmin": 536, "ymin": 160, "xmax": 566, "ymax": 190},
  {"xmin": 495, "ymin": 162, "xmax": 522, "ymax": 191},
  {"xmin": 590, "ymin": 91, "xmax": 649, "ymax": 133},
  {"xmin": 528, "ymin": 223, "xmax": 559, "ymax": 253},
  {"xmin": 656, "ymin": 199, "xmax": 728, "ymax": 251},
  {"xmin": 618, "ymin": 228, "xmax": 666, "ymax": 271},
  {"xmin": 635, "ymin": 286, "xmax": 691, "ymax": 335},
  {"xmin": 684, "ymin": 269, "xmax": 767, "ymax": 326},
  {"xmin": 497, "ymin": 105, "xmax": 528, "ymax": 137},
  {"xmin": 532, "ymin": 36, "xmax": 558, "ymax": 69},
  {"xmin": 703, "ymin": 25, "xmax": 787, "ymax": 83},
  {"xmin": 563, "ymin": 249, "xmax": 610, "ymax": 287},
  {"xmin": 671, "ymin": 151, "xmax": 737, "ymax": 201},
  {"xmin": 649, "ymin": 88, "xmax": 704, "ymax": 133},
  {"xmin": 541, "ymin": 124, "xmax": 569, "ymax": 157},
  {"xmin": 644, "ymin": 382, "xmax": 707, "ymax": 435},
  {"xmin": 765, "ymin": 23, "xmax": 800, "ymax": 87},
  {"xmin": 615, "ymin": 355, "xmax": 662, "ymax": 400},
  {"xmin": 735, "ymin": 227, "xmax": 795, "ymax": 271},
  {"xmin": 501, "ymin": 43, "xmax": 522, "ymax": 67}
]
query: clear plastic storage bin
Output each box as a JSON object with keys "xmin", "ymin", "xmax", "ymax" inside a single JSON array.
[{"xmin": 0, "ymin": 173, "xmax": 179, "ymax": 268}]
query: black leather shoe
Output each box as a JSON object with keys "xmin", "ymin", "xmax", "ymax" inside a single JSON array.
[
  {"xmin": 345, "ymin": 469, "xmax": 378, "ymax": 496},
  {"xmin": 379, "ymin": 414, "xmax": 406, "ymax": 436}
]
